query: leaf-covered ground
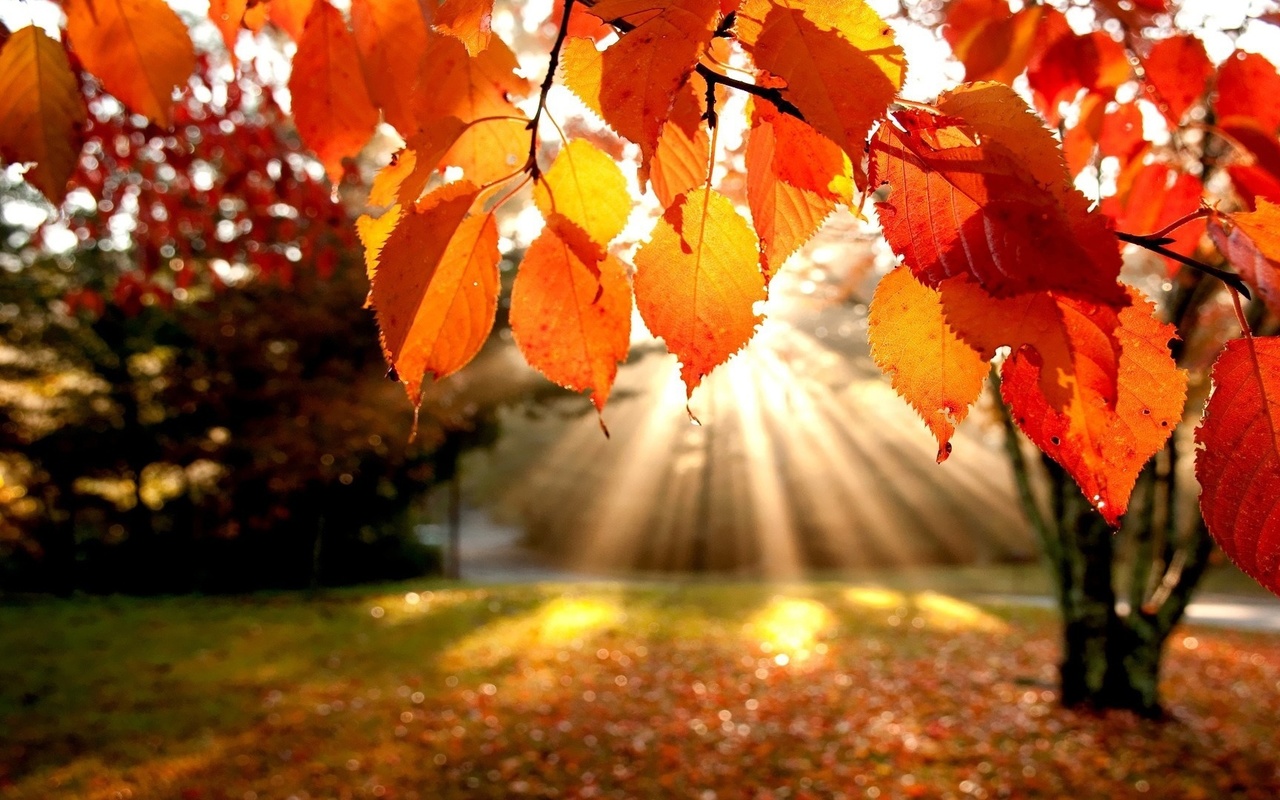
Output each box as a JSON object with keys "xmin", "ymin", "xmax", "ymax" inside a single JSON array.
[{"xmin": 2, "ymin": 583, "xmax": 1278, "ymax": 799}]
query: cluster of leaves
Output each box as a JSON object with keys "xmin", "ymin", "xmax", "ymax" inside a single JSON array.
[
  {"xmin": 3, "ymin": 585, "xmax": 1280, "ymax": 798},
  {"xmin": 2, "ymin": 0, "xmax": 1280, "ymax": 594}
]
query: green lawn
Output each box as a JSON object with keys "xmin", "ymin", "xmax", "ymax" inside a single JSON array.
[{"xmin": 2, "ymin": 582, "xmax": 1278, "ymax": 799}]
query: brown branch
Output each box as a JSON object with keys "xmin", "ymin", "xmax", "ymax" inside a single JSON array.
[
  {"xmin": 694, "ymin": 63, "xmax": 805, "ymax": 122},
  {"xmin": 1115, "ymin": 230, "xmax": 1252, "ymax": 299}
]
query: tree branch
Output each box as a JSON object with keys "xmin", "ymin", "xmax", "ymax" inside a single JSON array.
[
  {"xmin": 525, "ymin": 0, "xmax": 577, "ymax": 181},
  {"xmin": 693, "ymin": 63, "xmax": 805, "ymax": 122},
  {"xmin": 1115, "ymin": 230, "xmax": 1252, "ymax": 299}
]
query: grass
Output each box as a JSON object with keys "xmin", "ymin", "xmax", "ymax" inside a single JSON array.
[{"xmin": 2, "ymin": 582, "xmax": 1279, "ymax": 799}]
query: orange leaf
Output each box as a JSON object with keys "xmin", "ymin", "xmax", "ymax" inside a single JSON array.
[
  {"xmin": 269, "ymin": 0, "xmax": 314, "ymax": 40},
  {"xmin": 746, "ymin": 100, "xmax": 849, "ymax": 280},
  {"xmin": 63, "ymin": 0, "xmax": 196, "ymax": 127},
  {"xmin": 1210, "ymin": 200, "xmax": 1280, "ymax": 319},
  {"xmin": 872, "ymin": 82, "xmax": 1127, "ymax": 308},
  {"xmin": 351, "ymin": 0, "xmax": 432, "ymax": 134},
  {"xmin": 374, "ymin": 118, "xmax": 471, "ymax": 206},
  {"xmin": 1140, "ymin": 34, "xmax": 1211, "ymax": 126},
  {"xmin": 951, "ymin": 5, "xmax": 1052, "ymax": 85},
  {"xmin": 1216, "ymin": 51, "xmax": 1280, "ymax": 134},
  {"xmin": 634, "ymin": 188, "xmax": 765, "ymax": 396},
  {"xmin": 1196, "ymin": 336, "xmax": 1280, "ymax": 596},
  {"xmin": 434, "ymin": 0, "xmax": 494, "ymax": 55},
  {"xmin": 648, "ymin": 81, "xmax": 710, "ymax": 207},
  {"xmin": 208, "ymin": 0, "xmax": 247, "ymax": 63},
  {"xmin": 368, "ymin": 149, "xmax": 420, "ymax": 209},
  {"xmin": 510, "ymin": 216, "xmax": 632, "ymax": 413},
  {"xmin": 868, "ymin": 268, "xmax": 988, "ymax": 462},
  {"xmin": 937, "ymin": 277, "xmax": 1083, "ymax": 410},
  {"xmin": 533, "ymin": 139, "xmax": 632, "ymax": 247},
  {"xmin": 289, "ymin": 1, "xmax": 378, "ymax": 183},
  {"xmin": 0, "ymin": 26, "xmax": 87, "ymax": 205},
  {"xmin": 1000, "ymin": 290, "xmax": 1184, "ymax": 525},
  {"xmin": 371, "ymin": 182, "xmax": 500, "ymax": 405},
  {"xmin": 591, "ymin": 0, "xmax": 720, "ymax": 162},
  {"xmin": 413, "ymin": 33, "xmax": 530, "ymax": 184},
  {"xmin": 736, "ymin": 0, "xmax": 904, "ymax": 187}
]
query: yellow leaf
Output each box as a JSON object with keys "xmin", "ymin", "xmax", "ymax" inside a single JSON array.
[
  {"xmin": 533, "ymin": 139, "xmax": 632, "ymax": 248},
  {"xmin": 634, "ymin": 188, "xmax": 766, "ymax": 397}
]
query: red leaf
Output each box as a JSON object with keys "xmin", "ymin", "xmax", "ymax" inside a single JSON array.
[
  {"xmin": 1196, "ymin": 336, "xmax": 1280, "ymax": 596},
  {"xmin": 872, "ymin": 82, "xmax": 1127, "ymax": 308},
  {"xmin": 1216, "ymin": 52, "xmax": 1280, "ymax": 134},
  {"xmin": 1140, "ymin": 35, "xmax": 1212, "ymax": 125},
  {"xmin": 1210, "ymin": 201, "xmax": 1280, "ymax": 319}
]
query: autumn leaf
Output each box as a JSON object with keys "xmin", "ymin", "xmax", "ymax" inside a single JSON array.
[
  {"xmin": 634, "ymin": 188, "xmax": 765, "ymax": 396},
  {"xmin": 868, "ymin": 268, "xmax": 988, "ymax": 463},
  {"xmin": 435, "ymin": 0, "xmax": 495, "ymax": 55},
  {"xmin": 950, "ymin": 4, "xmax": 1063, "ymax": 86},
  {"xmin": 999, "ymin": 290, "xmax": 1185, "ymax": 526},
  {"xmin": 351, "ymin": 0, "xmax": 432, "ymax": 134},
  {"xmin": 0, "ymin": 26, "xmax": 87, "ymax": 205},
  {"xmin": 208, "ymin": 0, "xmax": 248, "ymax": 63},
  {"xmin": 370, "ymin": 182, "xmax": 499, "ymax": 405},
  {"xmin": 1026, "ymin": 31, "xmax": 1129, "ymax": 125},
  {"xmin": 533, "ymin": 139, "xmax": 632, "ymax": 248},
  {"xmin": 269, "ymin": 0, "xmax": 315, "ymax": 41},
  {"xmin": 368, "ymin": 150, "xmax": 420, "ymax": 209},
  {"xmin": 1210, "ymin": 201, "xmax": 1280, "ymax": 319},
  {"xmin": 589, "ymin": 0, "xmax": 720, "ymax": 162},
  {"xmin": 872, "ymin": 82, "xmax": 1127, "ymax": 308},
  {"xmin": 735, "ymin": 0, "xmax": 905, "ymax": 187},
  {"xmin": 413, "ymin": 33, "xmax": 530, "ymax": 184},
  {"xmin": 63, "ymin": 0, "xmax": 196, "ymax": 127},
  {"xmin": 1196, "ymin": 336, "xmax": 1280, "ymax": 595},
  {"xmin": 1216, "ymin": 51, "xmax": 1280, "ymax": 134},
  {"xmin": 648, "ymin": 81, "xmax": 710, "ymax": 207},
  {"xmin": 1140, "ymin": 35, "xmax": 1212, "ymax": 126},
  {"xmin": 289, "ymin": 1, "xmax": 379, "ymax": 184},
  {"xmin": 746, "ymin": 100, "xmax": 849, "ymax": 280},
  {"xmin": 355, "ymin": 205, "xmax": 401, "ymax": 279},
  {"xmin": 937, "ymin": 277, "xmax": 1084, "ymax": 411},
  {"xmin": 510, "ymin": 215, "xmax": 632, "ymax": 413}
]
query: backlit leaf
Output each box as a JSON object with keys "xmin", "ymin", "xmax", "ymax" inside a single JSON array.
[
  {"xmin": 356, "ymin": 205, "xmax": 401, "ymax": 279},
  {"xmin": 0, "ymin": 26, "xmax": 87, "ymax": 204},
  {"xmin": 1105, "ymin": 162, "xmax": 1203, "ymax": 274},
  {"xmin": 351, "ymin": 0, "xmax": 432, "ymax": 133},
  {"xmin": 1140, "ymin": 35, "xmax": 1212, "ymax": 126},
  {"xmin": 413, "ymin": 33, "xmax": 530, "ymax": 184},
  {"xmin": 590, "ymin": 0, "xmax": 720, "ymax": 162},
  {"xmin": 269, "ymin": 0, "xmax": 314, "ymax": 40},
  {"xmin": 736, "ymin": 0, "xmax": 905, "ymax": 187},
  {"xmin": 951, "ymin": 5, "xmax": 1055, "ymax": 85},
  {"xmin": 1026, "ymin": 31, "xmax": 1129, "ymax": 125},
  {"xmin": 533, "ymin": 139, "xmax": 632, "ymax": 248},
  {"xmin": 1209, "ymin": 200, "xmax": 1280, "ymax": 319},
  {"xmin": 289, "ymin": 1, "xmax": 379, "ymax": 183},
  {"xmin": 434, "ymin": 0, "xmax": 494, "ymax": 55},
  {"xmin": 511, "ymin": 215, "xmax": 632, "ymax": 413},
  {"xmin": 63, "ymin": 0, "xmax": 196, "ymax": 127},
  {"xmin": 1000, "ymin": 290, "xmax": 1185, "ymax": 526},
  {"xmin": 872, "ymin": 82, "xmax": 1127, "ymax": 307},
  {"xmin": 1216, "ymin": 51, "xmax": 1280, "ymax": 134},
  {"xmin": 648, "ymin": 82, "xmax": 710, "ymax": 207},
  {"xmin": 371, "ymin": 182, "xmax": 499, "ymax": 405},
  {"xmin": 208, "ymin": 0, "xmax": 247, "ymax": 63},
  {"xmin": 746, "ymin": 100, "xmax": 849, "ymax": 280},
  {"xmin": 1196, "ymin": 336, "xmax": 1280, "ymax": 596},
  {"xmin": 634, "ymin": 188, "xmax": 765, "ymax": 396},
  {"xmin": 868, "ymin": 268, "xmax": 987, "ymax": 462}
]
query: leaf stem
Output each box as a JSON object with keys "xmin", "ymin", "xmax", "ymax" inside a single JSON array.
[
  {"xmin": 1146, "ymin": 208, "xmax": 1212, "ymax": 241},
  {"xmin": 1114, "ymin": 230, "xmax": 1252, "ymax": 299},
  {"xmin": 525, "ymin": 0, "xmax": 577, "ymax": 181}
]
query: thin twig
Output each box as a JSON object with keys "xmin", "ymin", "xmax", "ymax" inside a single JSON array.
[
  {"xmin": 694, "ymin": 63, "xmax": 805, "ymax": 121},
  {"xmin": 1115, "ymin": 230, "xmax": 1252, "ymax": 299},
  {"xmin": 525, "ymin": 0, "xmax": 577, "ymax": 181}
]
